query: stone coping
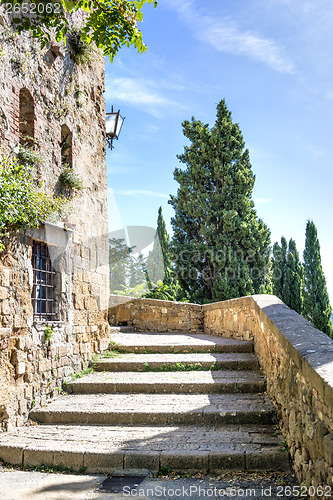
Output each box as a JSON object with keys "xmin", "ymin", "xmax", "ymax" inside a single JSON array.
[{"xmin": 109, "ymin": 294, "xmax": 201, "ymax": 308}]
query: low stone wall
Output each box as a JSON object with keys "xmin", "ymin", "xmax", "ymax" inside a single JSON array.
[
  {"xmin": 109, "ymin": 295, "xmax": 203, "ymax": 333},
  {"xmin": 204, "ymin": 295, "xmax": 333, "ymax": 492},
  {"xmin": 109, "ymin": 294, "xmax": 333, "ymax": 492}
]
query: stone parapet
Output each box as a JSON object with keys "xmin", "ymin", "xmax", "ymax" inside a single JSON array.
[
  {"xmin": 204, "ymin": 295, "xmax": 333, "ymax": 493},
  {"xmin": 109, "ymin": 294, "xmax": 333, "ymax": 493},
  {"xmin": 109, "ymin": 295, "xmax": 203, "ymax": 333}
]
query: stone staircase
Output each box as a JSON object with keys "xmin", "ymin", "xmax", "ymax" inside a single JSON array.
[{"xmin": 0, "ymin": 328, "xmax": 290, "ymax": 475}]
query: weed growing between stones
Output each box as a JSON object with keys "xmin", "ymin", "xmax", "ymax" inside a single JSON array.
[
  {"xmin": 44, "ymin": 327, "xmax": 53, "ymax": 342},
  {"xmin": 100, "ymin": 350, "xmax": 121, "ymax": 358},
  {"xmin": 158, "ymin": 465, "xmax": 171, "ymax": 476},
  {"xmin": 55, "ymin": 387, "xmax": 67, "ymax": 395},
  {"xmin": 67, "ymin": 28, "xmax": 96, "ymax": 67},
  {"xmin": 62, "ymin": 367, "xmax": 94, "ymax": 388},
  {"xmin": 154, "ymin": 469, "xmax": 297, "ymax": 486},
  {"xmin": 59, "ymin": 164, "xmax": 83, "ymax": 192},
  {"xmin": 70, "ymin": 367, "xmax": 94, "ymax": 380},
  {"xmin": 0, "ymin": 457, "xmax": 87, "ymax": 475}
]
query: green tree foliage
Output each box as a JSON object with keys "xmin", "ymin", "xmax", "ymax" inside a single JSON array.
[
  {"xmin": 128, "ymin": 253, "xmax": 146, "ymax": 288},
  {"xmin": 272, "ymin": 236, "xmax": 287, "ymax": 298},
  {"xmin": 283, "ymin": 239, "xmax": 303, "ymax": 314},
  {"xmin": 144, "ymin": 281, "xmax": 176, "ymax": 301},
  {"xmin": 169, "ymin": 100, "xmax": 271, "ymax": 304},
  {"xmin": 5, "ymin": 0, "xmax": 157, "ymax": 61},
  {"xmin": 0, "ymin": 155, "xmax": 65, "ymax": 251},
  {"xmin": 109, "ymin": 238, "xmax": 148, "ymax": 296},
  {"xmin": 303, "ymin": 220, "xmax": 332, "ymax": 337},
  {"xmin": 146, "ymin": 207, "xmax": 171, "ymax": 286},
  {"xmin": 109, "ymin": 238, "xmax": 132, "ymax": 293},
  {"xmin": 145, "ymin": 206, "xmax": 187, "ymax": 301},
  {"xmin": 112, "ymin": 282, "xmax": 147, "ymax": 297},
  {"xmin": 146, "ymin": 236, "xmax": 164, "ymax": 285}
]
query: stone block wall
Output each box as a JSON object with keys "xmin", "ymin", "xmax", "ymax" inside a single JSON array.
[
  {"xmin": 204, "ymin": 295, "xmax": 333, "ymax": 492},
  {"xmin": 0, "ymin": 18, "xmax": 110, "ymax": 430},
  {"xmin": 109, "ymin": 295, "xmax": 203, "ymax": 333}
]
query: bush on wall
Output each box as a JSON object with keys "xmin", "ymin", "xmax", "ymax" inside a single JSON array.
[{"xmin": 0, "ymin": 155, "xmax": 66, "ymax": 251}]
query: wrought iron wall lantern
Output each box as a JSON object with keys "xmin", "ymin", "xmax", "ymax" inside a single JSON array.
[{"xmin": 106, "ymin": 106, "xmax": 125, "ymax": 149}]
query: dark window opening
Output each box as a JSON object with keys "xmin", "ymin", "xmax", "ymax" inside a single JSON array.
[
  {"xmin": 44, "ymin": 49, "xmax": 57, "ymax": 66},
  {"xmin": 60, "ymin": 124, "xmax": 73, "ymax": 168},
  {"xmin": 19, "ymin": 88, "xmax": 35, "ymax": 147},
  {"xmin": 31, "ymin": 241, "xmax": 56, "ymax": 321}
]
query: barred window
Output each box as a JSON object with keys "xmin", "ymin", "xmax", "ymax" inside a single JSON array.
[{"xmin": 31, "ymin": 241, "xmax": 56, "ymax": 321}]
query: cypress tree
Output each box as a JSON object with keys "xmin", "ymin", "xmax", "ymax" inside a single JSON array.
[
  {"xmin": 272, "ymin": 237, "xmax": 287, "ymax": 298},
  {"xmin": 303, "ymin": 220, "xmax": 332, "ymax": 337},
  {"xmin": 146, "ymin": 207, "xmax": 172, "ymax": 286},
  {"xmin": 169, "ymin": 100, "xmax": 271, "ymax": 303},
  {"xmin": 109, "ymin": 238, "xmax": 132, "ymax": 293},
  {"xmin": 146, "ymin": 236, "xmax": 165, "ymax": 285},
  {"xmin": 128, "ymin": 253, "xmax": 147, "ymax": 288},
  {"xmin": 283, "ymin": 239, "xmax": 303, "ymax": 314}
]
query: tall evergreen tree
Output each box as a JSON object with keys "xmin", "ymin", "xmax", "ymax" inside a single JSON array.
[
  {"xmin": 169, "ymin": 100, "xmax": 271, "ymax": 303},
  {"xmin": 146, "ymin": 207, "xmax": 172, "ymax": 286},
  {"xmin": 128, "ymin": 253, "xmax": 147, "ymax": 289},
  {"xmin": 283, "ymin": 239, "xmax": 303, "ymax": 314},
  {"xmin": 272, "ymin": 237, "xmax": 288, "ymax": 298},
  {"xmin": 109, "ymin": 238, "xmax": 132, "ymax": 293},
  {"xmin": 303, "ymin": 220, "xmax": 332, "ymax": 337},
  {"xmin": 146, "ymin": 236, "xmax": 165, "ymax": 285}
]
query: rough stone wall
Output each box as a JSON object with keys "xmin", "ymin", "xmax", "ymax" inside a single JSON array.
[
  {"xmin": 109, "ymin": 295, "xmax": 203, "ymax": 333},
  {"xmin": 0, "ymin": 18, "xmax": 109, "ymax": 430},
  {"xmin": 204, "ymin": 295, "xmax": 333, "ymax": 495}
]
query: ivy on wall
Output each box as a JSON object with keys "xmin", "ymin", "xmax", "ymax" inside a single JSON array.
[{"xmin": 0, "ymin": 155, "xmax": 66, "ymax": 251}]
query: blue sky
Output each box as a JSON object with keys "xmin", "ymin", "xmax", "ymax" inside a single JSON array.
[{"xmin": 105, "ymin": 0, "xmax": 333, "ymax": 303}]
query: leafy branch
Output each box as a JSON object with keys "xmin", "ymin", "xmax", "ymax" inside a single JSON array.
[
  {"xmin": 0, "ymin": 155, "xmax": 67, "ymax": 251},
  {"xmin": 4, "ymin": 0, "xmax": 157, "ymax": 61}
]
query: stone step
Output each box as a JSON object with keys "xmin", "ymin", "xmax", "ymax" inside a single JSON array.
[
  {"xmin": 30, "ymin": 393, "xmax": 276, "ymax": 426},
  {"xmin": 109, "ymin": 331, "xmax": 253, "ymax": 354},
  {"xmin": 0, "ymin": 424, "xmax": 290, "ymax": 475},
  {"xmin": 65, "ymin": 370, "xmax": 266, "ymax": 394},
  {"xmin": 93, "ymin": 352, "xmax": 258, "ymax": 372},
  {"xmin": 109, "ymin": 326, "xmax": 135, "ymax": 333}
]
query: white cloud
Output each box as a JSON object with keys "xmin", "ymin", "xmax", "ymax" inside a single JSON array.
[
  {"xmin": 200, "ymin": 21, "xmax": 295, "ymax": 75},
  {"xmin": 105, "ymin": 76, "xmax": 181, "ymax": 118},
  {"xmin": 325, "ymin": 90, "xmax": 333, "ymax": 100},
  {"xmin": 166, "ymin": 0, "xmax": 295, "ymax": 74},
  {"xmin": 305, "ymin": 144, "xmax": 326, "ymax": 158},
  {"xmin": 114, "ymin": 189, "xmax": 169, "ymax": 199}
]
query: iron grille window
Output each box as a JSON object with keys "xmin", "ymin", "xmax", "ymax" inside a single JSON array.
[{"xmin": 31, "ymin": 241, "xmax": 56, "ymax": 321}]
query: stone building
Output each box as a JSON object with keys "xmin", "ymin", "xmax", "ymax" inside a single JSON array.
[{"xmin": 0, "ymin": 15, "xmax": 110, "ymax": 430}]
